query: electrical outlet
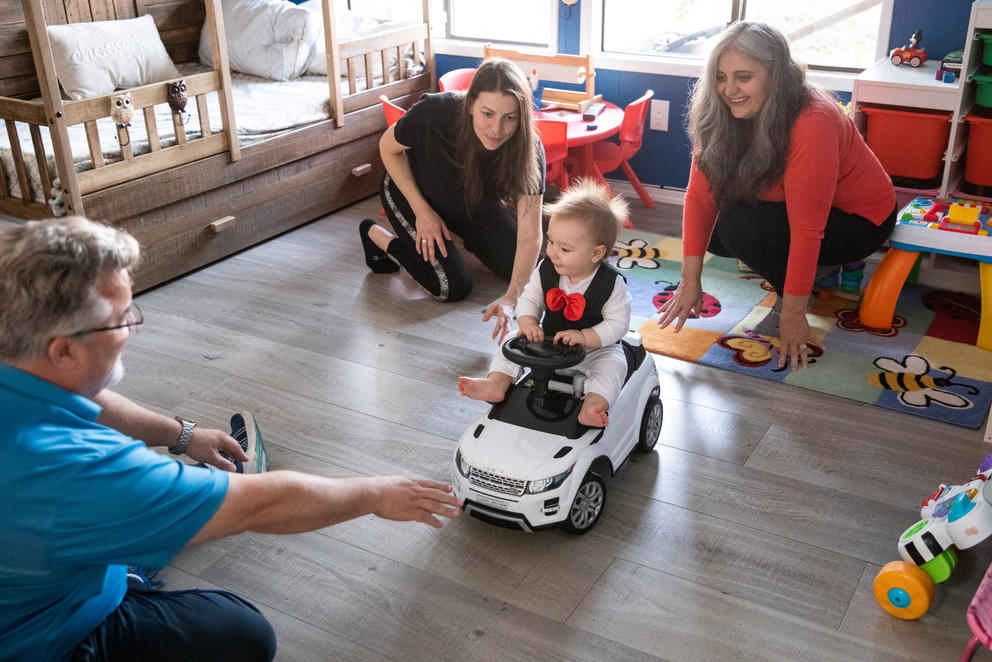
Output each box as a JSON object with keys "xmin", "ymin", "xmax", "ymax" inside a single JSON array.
[{"xmin": 650, "ymin": 99, "xmax": 669, "ymax": 132}]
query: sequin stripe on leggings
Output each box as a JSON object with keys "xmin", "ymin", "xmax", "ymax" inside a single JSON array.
[{"xmin": 382, "ymin": 173, "xmax": 452, "ymax": 301}]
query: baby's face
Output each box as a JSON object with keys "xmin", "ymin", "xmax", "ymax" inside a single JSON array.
[{"xmin": 545, "ymin": 215, "xmax": 605, "ymax": 281}]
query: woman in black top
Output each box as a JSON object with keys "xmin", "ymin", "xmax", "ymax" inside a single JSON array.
[{"xmin": 359, "ymin": 58, "xmax": 545, "ymax": 343}]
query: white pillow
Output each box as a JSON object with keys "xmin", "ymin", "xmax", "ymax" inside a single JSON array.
[
  {"xmin": 47, "ymin": 15, "xmax": 180, "ymax": 100},
  {"xmin": 199, "ymin": 0, "xmax": 321, "ymax": 81}
]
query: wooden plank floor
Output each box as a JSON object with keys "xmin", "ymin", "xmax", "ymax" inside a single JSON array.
[{"xmin": 116, "ymin": 194, "xmax": 992, "ymax": 661}]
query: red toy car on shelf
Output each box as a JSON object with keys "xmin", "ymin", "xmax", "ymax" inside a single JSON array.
[{"xmin": 890, "ymin": 29, "xmax": 928, "ymax": 67}]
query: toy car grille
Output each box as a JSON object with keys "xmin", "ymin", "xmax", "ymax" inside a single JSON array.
[{"xmin": 469, "ymin": 468, "xmax": 526, "ymax": 496}]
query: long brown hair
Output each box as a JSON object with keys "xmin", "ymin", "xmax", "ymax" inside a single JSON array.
[
  {"xmin": 687, "ymin": 22, "xmax": 833, "ymax": 209},
  {"xmin": 455, "ymin": 57, "xmax": 541, "ymax": 212}
]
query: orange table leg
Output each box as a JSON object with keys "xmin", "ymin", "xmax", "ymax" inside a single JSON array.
[{"xmin": 860, "ymin": 247, "xmax": 920, "ymax": 330}]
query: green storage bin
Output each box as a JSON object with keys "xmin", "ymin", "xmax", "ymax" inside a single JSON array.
[
  {"xmin": 973, "ymin": 72, "xmax": 992, "ymax": 108},
  {"xmin": 980, "ymin": 33, "xmax": 992, "ymax": 67}
]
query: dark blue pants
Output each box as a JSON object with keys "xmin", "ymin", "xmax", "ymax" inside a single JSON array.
[
  {"xmin": 708, "ymin": 201, "xmax": 897, "ymax": 295},
  {"xmin": 70, "ymin": 585, "xmax": 276, "ymax": 662},
  {"xmin": 380, "ymin": 172, "xmax": 519, "ymax": 302}
]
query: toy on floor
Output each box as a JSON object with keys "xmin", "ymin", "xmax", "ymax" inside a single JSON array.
[
  {"xmin": 874, "ymin": 454, "xmax": 992, "ymax": 619},
  {"xmin": 450, "ymin": 332, "xmax": 662, "ymax": 533},
  {"xmin": 890, "ymin": 28, "xmax": 928, "ymax": 67}
]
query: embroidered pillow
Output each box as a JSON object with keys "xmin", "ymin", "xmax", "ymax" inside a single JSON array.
[
  {"xmin": 47, "ymin": 15, "xmax": 180, "ymax": 100},
  {"xmin": 199, "ymin": 0, "xmax": 321, "ymax": 81}
]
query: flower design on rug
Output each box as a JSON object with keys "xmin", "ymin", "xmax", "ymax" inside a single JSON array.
[{"xmin": 836, "ymin": 308, "xmax": 907, "ymax": 336}]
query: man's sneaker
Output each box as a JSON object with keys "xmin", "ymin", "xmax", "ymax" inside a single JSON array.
[{"xmin": 227, "ymin": 410, "xmax": 269, "ymax": 474}]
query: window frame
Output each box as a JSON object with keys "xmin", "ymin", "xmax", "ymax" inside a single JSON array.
[
  {"xmin": 581, "ymin": 0, "xmax": 894, "ymax": 92},
  {"xmin": 437, "ymin": 0, "xmax": 560, "ymax": 53}
]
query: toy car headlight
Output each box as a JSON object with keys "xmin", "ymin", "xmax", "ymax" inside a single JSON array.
[
  {"xmin": 455, "ymin": 449, "xmax": 471, "ymax": 477},
  {"xmin": 526, "ymin": 464, "xmax": 574, "ymax": 494}
]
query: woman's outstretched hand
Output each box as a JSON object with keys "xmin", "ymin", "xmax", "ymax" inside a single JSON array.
[
  {"xmin": 414, "ymin": 208, "xmax": 451, "ymax": 263},
  {"xmin": 777, "ymin": 304, "xmax": 823, "ymax": 370},
  {"xmin": 656, "ymin": 278, "xmax": 703, "ymax": 332},
  {"xmin": 483, "ymin": 297, "xmax": 515, "ymax": 344}
]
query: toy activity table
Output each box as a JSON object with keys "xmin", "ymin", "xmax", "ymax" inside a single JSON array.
[{"xmin": 860, "ymin": 197, "xmax": 992, "ymax": 350}]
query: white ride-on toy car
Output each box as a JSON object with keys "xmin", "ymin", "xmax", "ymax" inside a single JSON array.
[{"xmin": 451, "ymin": 331, "xmax": 663, "ymax": 533}]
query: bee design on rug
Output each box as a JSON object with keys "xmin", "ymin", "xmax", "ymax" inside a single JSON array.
[
  {"xmin": 652, "ymin": 280, "xmax": 721, "ymax": 318},
  {"xmin": 612, "ymin": 238, "xmax": 663, "ymax": 269},
  {"xmin": 717, "ymin": 328, "xmax": 822, "ymax": 371},
  {"xmin": 868, "ymin": 355, "xmax": 978, "ymax": 409}
]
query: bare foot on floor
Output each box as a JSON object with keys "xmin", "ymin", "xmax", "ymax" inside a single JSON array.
[
  {"xmin": 458, "ymin": 375, "xmax": 511, "ymax": 403},
  {"xmin": 578, "ymin": 398, "xmax": 609, "ymax": 427}
]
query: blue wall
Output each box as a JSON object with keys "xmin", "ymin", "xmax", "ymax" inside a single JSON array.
[{"xmin": 437, "ymin": 0, "xmax": 977, "ymax": 191}]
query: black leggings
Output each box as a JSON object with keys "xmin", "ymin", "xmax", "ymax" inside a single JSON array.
[
  {"xmin": 707, "ymin": 201, "xmax": 897, "ymax": 295},
  {"xmin": 70, "ymin": 584, "xmax": 276, "ymax": 661},
  {"xmin": 379, "ymin": 173, "xmax": 518, "ymax": 302}
]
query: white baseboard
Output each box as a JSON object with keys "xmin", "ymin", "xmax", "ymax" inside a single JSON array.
[{"xmin": 605, "ymin": 178, "xmax": 686, "ymax": 207}]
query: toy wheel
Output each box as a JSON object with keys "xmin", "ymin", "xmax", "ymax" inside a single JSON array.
[
  {"xmin": 910, "ymin": 56, "xmax": 922, "ymax": 67},
  {"xmin": 563, "ymin": 472, "xmax": 606, "ymax": 534},
  {"xmin": 873, "ymin": 561, "xmax": 935, "ymax": 620},
  {"xmin": 636, "ymin": 387, "xmax": 663, "ymax": 453},
  {"xmin": 890, "ymin": 55, "xmax": 902, "ymax": 65}
]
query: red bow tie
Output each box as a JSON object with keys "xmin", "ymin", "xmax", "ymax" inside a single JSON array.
[{"xmin": 546, "ymin": 288, "xmax": 585, "ymax": 321}]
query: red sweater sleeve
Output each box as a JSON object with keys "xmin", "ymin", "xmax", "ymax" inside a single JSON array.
[{"xmin": 682, "ymin": 155, "xmax": 720, "ymax": 257}]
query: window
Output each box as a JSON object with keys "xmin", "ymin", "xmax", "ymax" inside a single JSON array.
[
  {"xmin": 445, "ymin": 0, "xmax": 555, "ymax": 47},
  {"xmin": 600, "ymin": 0, "xmax": 890, "ymax": 72}
]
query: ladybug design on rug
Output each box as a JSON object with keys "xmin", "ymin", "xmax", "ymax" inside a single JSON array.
[{"xmin": 652, "ymin": 281, "xmax": 721, "ymax": 318}]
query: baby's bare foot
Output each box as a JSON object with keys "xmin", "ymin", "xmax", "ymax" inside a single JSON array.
[
  {"xmin": 458, "ymin": 376, "xmax": 507, "ymax": 403},
  {"xmin": 578, "ymin": 401, "xmax": 609, "ymax": 428}
]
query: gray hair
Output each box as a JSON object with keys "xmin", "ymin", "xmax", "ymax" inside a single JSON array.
[
  {"xmin": 686, "ymin": 22, "xmax": 833, "ymax": 209},
  {"xmin": 0, "ymin": 216, "xmax": 140, "ymax": 362}
]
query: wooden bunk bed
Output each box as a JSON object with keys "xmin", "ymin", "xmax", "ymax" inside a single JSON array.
[{"xmin": 0, "ymin": 0, "xmax": 433, "ymax": 290}]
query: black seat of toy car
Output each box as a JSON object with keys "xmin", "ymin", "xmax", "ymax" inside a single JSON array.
[{"xmin": 621, "ymin": 338, "xmax": 646, "ymax": 385}]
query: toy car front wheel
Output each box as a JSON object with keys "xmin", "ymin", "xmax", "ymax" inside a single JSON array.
[
  {"xmin": 890, "ymin": 55, "xmax": 903, "ymax": 65},
  {"xmin": 637, "ymin": 388, "xmax": 663, "ymax": 453},
  {"xmin": 910, "ymin": 56, "xmax": 922, "ymax": 67},
  {"xmin": 563, "ymin": 472, "xmax": 606, "ymax": 534},
  {"xmin": 873, "ymin": 561, "xmax": 935, "ymax": 620}
]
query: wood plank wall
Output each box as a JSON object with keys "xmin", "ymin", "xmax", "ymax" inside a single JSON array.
[{"xmin": 0, "ymin": 0, "xmax": 204, "ymax": 98}]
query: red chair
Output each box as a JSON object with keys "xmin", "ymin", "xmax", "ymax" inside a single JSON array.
[
  {"xmin": 379, "ymin": 95, "xmax": 406, "ymax": 126},
  {"xmin": 592, "ymin": 90, "xmax": 655, "ymax": 208},
  {"xmin": 535, "ymin": 118, "xmax": 568, "ymax": 192},
  {"xmin": 438, "ymin": 68, "xmax": 476, "ymax": 92}
]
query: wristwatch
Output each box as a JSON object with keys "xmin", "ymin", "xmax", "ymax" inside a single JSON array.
[{"xmin": 169, "ymin": 417, "xmax": 196, "ymax": 455}]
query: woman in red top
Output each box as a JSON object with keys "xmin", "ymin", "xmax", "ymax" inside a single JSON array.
[{"xmin": 658, "ymin": 22, "xmax": 896, "ymax": 369}]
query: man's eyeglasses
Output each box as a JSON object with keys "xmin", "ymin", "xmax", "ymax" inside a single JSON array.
[{"xmin": 71, "ymin": 304, "xmax": 144, "ymax": 336}]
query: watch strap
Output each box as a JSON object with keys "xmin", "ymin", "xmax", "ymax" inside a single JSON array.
[{"xmin": 169, "ymin": 417, "xmax": 196, "ymax": 455}]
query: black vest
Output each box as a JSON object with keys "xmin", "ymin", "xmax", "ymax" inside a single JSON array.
[{"xmin": 539, "ymin": 258, "xmax": 624, "ymax": 338}]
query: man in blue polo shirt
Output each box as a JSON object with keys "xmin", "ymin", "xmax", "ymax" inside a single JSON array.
[{"xmin": 0, "ymin": 217, "xmax": 462, "ymax": 661}]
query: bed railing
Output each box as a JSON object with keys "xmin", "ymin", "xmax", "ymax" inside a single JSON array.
[
  {"xmin": 324, "ymin": 0, "xmax": 434, "ymax": 127},
  {"xmin": 0, "ymin": 0, "xmax": 239, "ymax": 218}
]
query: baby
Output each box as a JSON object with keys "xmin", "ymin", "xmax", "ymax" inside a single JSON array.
[{"xmin": 459, "ymin": 179, "xmax": 631, "ymax": 427}]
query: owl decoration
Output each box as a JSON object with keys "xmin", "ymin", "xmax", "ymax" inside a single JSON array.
[
  {"xmin": 110, "ymin": 92, "xmax": 133, "ymax": 128},
  {"xmin": 167, "ymin": 80, "xmax": 189, "ymax": 122}
]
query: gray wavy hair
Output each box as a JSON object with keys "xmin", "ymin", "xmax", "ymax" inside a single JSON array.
[
  {"xmin": 0, "ymin": 216, "xmax": 140, "ymax": 362},
  {"xmin": 686, "ymin": 22, "xmax": 833, "ymax": 209}
]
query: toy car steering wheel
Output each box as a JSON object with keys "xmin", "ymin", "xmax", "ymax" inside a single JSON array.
[{"xmin": 502, "ymin": 336, "xmax": 586, "ymax": 371}]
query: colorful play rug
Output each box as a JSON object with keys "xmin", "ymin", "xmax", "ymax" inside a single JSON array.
[{"xmin": 610, "ymin": 229, "xmax": 992, "ymax": 429}]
